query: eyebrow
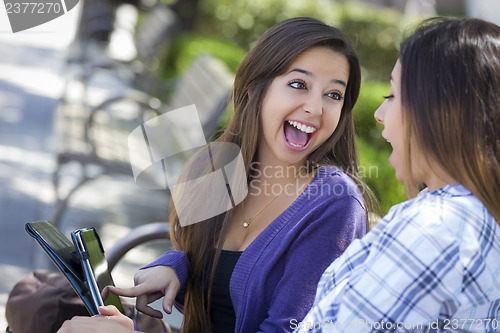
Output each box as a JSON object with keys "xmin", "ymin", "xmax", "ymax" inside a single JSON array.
[
  {"xmin": 289, "ymin": 68, "xmax": 347, "ymax": 87},
  {"xmin": 389, "ymin": 74, "xmax": 393, "ymax": 81}
]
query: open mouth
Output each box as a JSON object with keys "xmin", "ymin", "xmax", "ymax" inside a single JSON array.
[{"xmin": 283, "ymin": 120, "xmax": 317, "ymax": 150}]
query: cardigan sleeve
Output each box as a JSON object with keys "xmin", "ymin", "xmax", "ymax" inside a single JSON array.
[
  {"xmin": 254, "ymin": 194, "xmax": 367, "ymax": 333},
  {"xmin": 140, "ymin": 250, "xmax": 190, "ymax": 312},
  {"xmin": 141, "ymin": 250, "xmax": 190, "ymax": 289}
]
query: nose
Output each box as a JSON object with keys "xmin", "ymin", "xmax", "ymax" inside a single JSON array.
[
  {"xmin": 374, "ymin": 103, "xmax": 385, "ymax": 124},
  {"xmin": 303, "ymin": 92, "xmax": 323, "ymax": 116}
]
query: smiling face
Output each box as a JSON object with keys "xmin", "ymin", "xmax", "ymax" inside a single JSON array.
[{"xmin": 257, "ymin": 46, "xmax": 349, "ymax": 169}]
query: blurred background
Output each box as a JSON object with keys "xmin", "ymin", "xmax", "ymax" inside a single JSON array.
[{"xmin": 1, "ymin": 0, "xmax": 499, "ymax": 331}]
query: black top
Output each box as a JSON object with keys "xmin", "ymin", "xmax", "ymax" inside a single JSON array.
[{"xmin": 205, "ymin": 249, "xmax": 243, "ymax": 333}]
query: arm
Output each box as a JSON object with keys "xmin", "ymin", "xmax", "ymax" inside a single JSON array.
[
  {"xmin": 141, "ymin": 250, "xmax": 190, "ymax": 291},
  {"xmin": 141, "ymin": 250, "xmax": 190, "ymax": 312},
  {"xmin": 109, "ymin": 251, "xmax": 189, "ymax": 318}
]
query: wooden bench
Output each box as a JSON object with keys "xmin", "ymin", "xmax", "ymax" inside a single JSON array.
[
  {"xmin": 52, "ymin": 53, "xmax": 234, "ymax": 227},
  {"xmin": 63, "ymin": 2, "xmax": 179, "ymax": 107},
  {"xmin": 81, "ymin": 2, "xmax": 179, "ymax": 101},
  {"xmin": 107, "ymin": 221, "xmax": 170, "ymax": 272}
]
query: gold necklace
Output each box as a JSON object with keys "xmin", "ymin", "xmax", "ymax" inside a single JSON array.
[{"xmin": 242, "ymin": 171, "xmax": 301, "ymax": 228}]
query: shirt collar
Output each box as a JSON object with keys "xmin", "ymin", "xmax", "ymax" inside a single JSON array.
[{"xmin": 419, "ymin": 182, "xmax": 471, "ymax": 197}]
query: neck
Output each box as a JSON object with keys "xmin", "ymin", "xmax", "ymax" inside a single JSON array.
[
  {"xmin": 424, "ymin": 173, "xmax": 457, "ymax": 192},
  {"xmin": 420, "ymin": 162, "xmax": 457, "ymax": 192},
  {"xmin": 255, "ymin": 145, "xmax": 311, "ymax": 179},
  {"xmin": 251, "ymin": 160, "xmax": 308, "ymax": 185}
]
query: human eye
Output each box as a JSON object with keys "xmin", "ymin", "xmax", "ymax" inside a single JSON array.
[
  {"xmin": 383, "ymin": 85, "xmax": 395, "ymax": 100},
  {"xmin": 288, "ymin": 79, "xmax": 307, "ymax": 90},
  {"xmin": 326, "ymin": 91, "xmax": 344, "ymax": 101}
]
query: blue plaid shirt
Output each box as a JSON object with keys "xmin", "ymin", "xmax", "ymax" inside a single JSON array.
[{"xmin": 293, "ymin": 183, "xmax": 500, "ymax": 332}]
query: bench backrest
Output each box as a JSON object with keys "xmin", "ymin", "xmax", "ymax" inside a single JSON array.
[
  {"xmin": 166, "ymin": 53, "xmax": 234, "ymax": 141},
  {"xmin": 87, "ymin": 53, "xmax": 234, "ymax": 179},
  {"xmin": 135, "ymin": 3, "xmax": 178, "ymax": 68},
  {"xmin": 126, "ymin": 54, "xmax": 235, "ymax": 190}
]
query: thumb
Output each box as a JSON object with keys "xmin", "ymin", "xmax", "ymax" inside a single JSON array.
[{"xmin": 98, "ymin": 305, "xmax": 121, "ymax": 316}]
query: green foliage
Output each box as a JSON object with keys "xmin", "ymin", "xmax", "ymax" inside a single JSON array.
[
  {"xmin": 353, "ymin": 81, "xmax": 391, "ymax": 149},
  {"xmin": 157, "ymin": 32, "xmax": 246, "ymax": 79},
  {"xmin": 197, "ymin": 0, "xmax": 343, "ymax": 46},
  {"xmin": 196, "ymin": 0, "xmax": 403, "ymax": 80},
  {"xmin": 339, "ymin": 4, "xmax": 402, "ymax": 80},
  {"xmin": 357, "ymin": 137, "xmax": 406, "ymax": 214}
]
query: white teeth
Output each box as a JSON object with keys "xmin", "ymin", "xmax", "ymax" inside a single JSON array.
[
  {"xmin": 289, "ymin": 142, "xmax": 304, "ymax": 148},
  {"xmin": 287, "ymin": 120, "xmax": 317, "ymax": 134}
]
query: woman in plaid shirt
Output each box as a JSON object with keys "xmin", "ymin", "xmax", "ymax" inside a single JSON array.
[{"xmin": 295, "ymin": 17, "xmax": 500, "ymax": 333}]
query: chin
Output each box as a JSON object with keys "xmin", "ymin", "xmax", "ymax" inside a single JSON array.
[
  {"xmin": 395, "ymin": 174, "xmax": 406, "ymax": 184},
  {"xmin": 392, "ymin": 165, "xmax": 406, "ymax": 184}
]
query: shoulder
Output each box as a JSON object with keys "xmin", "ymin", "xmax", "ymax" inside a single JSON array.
[
  {"xmin": 376, "ymin": 183, "xmax": 499, "ymax": 261},
  {"xmin": 319, "ymin": 184, "xmax": 500, "ymax": 320},
  {"xmin": 384, "ymin": 183, "xmax": 488, "ymax": 231},
  {"xmin": 305, "ymin": 165, "xmax": 364, "ymax": 209},
  {"xmin": 289, "ymin": 166, "xmax": 367, "ymax": 241}
]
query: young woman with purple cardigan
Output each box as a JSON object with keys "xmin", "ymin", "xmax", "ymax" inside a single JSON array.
[{"xmin": 58, "ymin": 17, "xmax": 376, "ymax": 333}]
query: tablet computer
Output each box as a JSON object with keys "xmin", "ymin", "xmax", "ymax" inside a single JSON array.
[{"xmin": 26, "ymin": 221, "xmax": 124, "ymax": 316}]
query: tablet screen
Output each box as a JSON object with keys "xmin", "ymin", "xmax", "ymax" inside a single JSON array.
[{"xmin": 79, "ymin": 228, "xmax": 124, "ymax": 313}]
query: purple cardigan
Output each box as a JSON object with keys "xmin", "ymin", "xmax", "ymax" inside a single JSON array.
[{"xmin": 143, "ymin": 166, "xmax": 367, "ymax": 332}]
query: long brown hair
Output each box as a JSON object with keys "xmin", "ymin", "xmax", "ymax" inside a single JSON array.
[
  {"xmin": 170, "ymin": 17, "xmax": 376, "ymax": 332},
  {"xmin": 399, "ymin": 17, "xmax": 500, "ymax": 223}
]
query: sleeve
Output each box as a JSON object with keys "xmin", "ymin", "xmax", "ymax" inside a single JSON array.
[
  {"xmin": 133, "ymin": 321, "xmax": 166, "ymax": 333},
  {"xmin": 295, "ymin": 204, "xmax": 464, "ymax": 332},
  {"xmin": 141, "ymin": 250, "xmax": 190, "ymax": 311},
  {"xmin": 257, "ymin": 194, "xmax": 367, "ymax": 333}
]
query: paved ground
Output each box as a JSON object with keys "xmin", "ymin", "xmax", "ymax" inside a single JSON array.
[{"xmin": 0, "ymin": 4, "xmax": 182, "ymax": 330}]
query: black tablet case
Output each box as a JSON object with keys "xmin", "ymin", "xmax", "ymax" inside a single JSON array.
[{"xmin": 26, "ymin": 221, "xmax": 123, "ymax": 315}]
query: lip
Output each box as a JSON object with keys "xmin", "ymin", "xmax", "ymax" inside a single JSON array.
[
  {"xmin": 381, "ymin": 131, "xmax": 391, "ymax": 144},
  {"xmin": 282, "ymin": 119, "xmax": 319, "ymax": 152}
]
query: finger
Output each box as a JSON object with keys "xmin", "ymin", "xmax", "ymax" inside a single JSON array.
[
  {"xmin": 107, "ymin": 284, "xmax": 150, "ymax": 298},
  {"xmin": 146, "ymin": 291, "xmax": 164, "ymax": 303},
  {"xmin": 136, "ymin": 295, "xmax": 163, "ymax": 319},
  {"xmin": 101, "ymin": 286, "xmax": 110, "ymax": 300},
  {"xmin": 162, "ymin": 286, "xmax": 178, "ymax": 314}
]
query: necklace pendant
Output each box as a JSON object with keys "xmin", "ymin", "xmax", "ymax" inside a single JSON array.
[{"xmin": 243, "ymin": 221, "xmax": 249, "ymax": 228}]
